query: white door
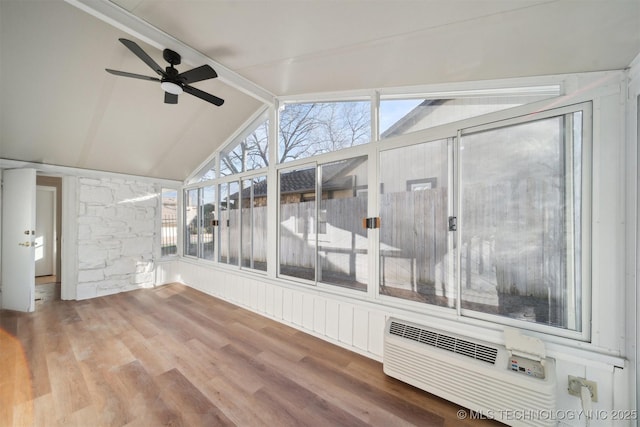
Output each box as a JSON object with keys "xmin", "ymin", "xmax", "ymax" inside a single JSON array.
[
  {"xmin": 35, "ymin": 187, "xmax": 55, "ymax": 277},
  {"xmin": 1, "ymin": 168, "xmax": 36, "ymax": 312}
]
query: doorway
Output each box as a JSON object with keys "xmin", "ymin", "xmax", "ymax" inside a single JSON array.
[{"xmin": 35, "ymin": 176, "xmax": 62, "ymax": 306}]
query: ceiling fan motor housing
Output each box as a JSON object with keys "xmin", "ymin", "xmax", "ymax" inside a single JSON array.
[{"xmin": 163, "ymin": 48, "xmax": 181, "ymax": 66}]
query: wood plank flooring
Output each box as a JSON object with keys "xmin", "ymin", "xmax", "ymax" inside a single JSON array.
[{"xmin": 0, "ymin": 283, "xmax": 502, "ymax": 426}]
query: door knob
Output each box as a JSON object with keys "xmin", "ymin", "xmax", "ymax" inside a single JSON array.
[{"xmin": 18, "ymin": 241, "xmax": 32, "ymax": 247}]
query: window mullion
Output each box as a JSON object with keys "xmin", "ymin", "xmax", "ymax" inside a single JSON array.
[
  {"xmin": 315, "ymin": 163, "xmax": 321, "ymax": 285},
  {"xmin": 454, "ymin": 131, "xmax": 462, "ymax": 318}
]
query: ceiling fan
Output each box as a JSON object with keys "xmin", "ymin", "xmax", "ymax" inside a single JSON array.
[{"xmin": 106, "ymin": 38, "xmax": 224, "ymax": 106}]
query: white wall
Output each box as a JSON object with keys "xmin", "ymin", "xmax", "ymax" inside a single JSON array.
[
  {"xmin": 0, "ymin": 173, "xmax": 2, "ymax": 307},
  {"xmin": 628, "ymin": 51, "xmax": 640, "ymax": 423}
]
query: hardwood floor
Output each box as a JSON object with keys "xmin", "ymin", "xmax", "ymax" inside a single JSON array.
[{"xmin": 0, "ymin": 283, "xmax": 502, "ymax": 426}]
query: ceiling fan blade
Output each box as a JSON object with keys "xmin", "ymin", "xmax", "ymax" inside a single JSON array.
[
  {"xmin": 177, "ymin": 65, "xmax": 218, "ymax": 84},
  {"xmin": 183, "ymin": 85, "xmax": 225, "ymax": 106},
  {"xmin": 119, "ymin": 38, "xmax": 164, "ymax": 76},
  {"xmin": 106, "ymin": 69, "xmax": 161, "ymax": 82},
  {"xmin": 164, "ymin": 92, "xmax": 178, "ymax": 104}
]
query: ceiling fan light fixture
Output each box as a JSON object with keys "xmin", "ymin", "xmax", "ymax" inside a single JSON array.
[
  {"xmin": 161, "ymin": 81, "xmax": 183, "ymax": 95},
  {"xmin": 107, "ymin": 39, "xmax": 223, "ymax": 106}
]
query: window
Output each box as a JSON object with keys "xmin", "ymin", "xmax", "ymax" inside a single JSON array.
[
  {"xmin": 319, "ymin": 157, "xmax": 368, "ymax": 290},
  {"xmin": 220, "ymin": 119, "xmax": 269, "ymax": 176},
  {"xmin": 380, "ymin": 90, "xmax": 558, "ymax": 138},
  {"xmin": 279, "ymin": 165, "xmax": 316, "ymax": 281},
  {"xmin": 218, "ymin": 181, "xmax": 240, "ymax": 265},
  {"xmin": 279, "ymin": 156, "xmax": 369, "ymax": 291},
  {"xmin": 182, "ymin": 83, "xmax": 592, "ymax": 338},
  {"xmin": 200, "ymin": 186, "xmax": 215, "ymax": 261},
  {"xmin": 198, "ymin": 167, "xmax": 216, "ymax": 182},
  {"xmin": 379, "ymin": 139, "xmax": 452, "ymax": 306},
  {"xmin": 241, "ymin": 176, "xmax": 268, "ymax": 272},
  {"xmin": 378, "ymin": 102, "xmax": 590, "ymax": 335},
  {"xmin": 459, "ymin": 108, "xmax": 587, "ymax": 332},
  {"xmin": 279, "ymin": 101, "xmax": 371, "ymax": 163},
  {"xmin": 184, "ymin": 188, "xmax": 199, "ymax": 257},
  {"xmin": 160, "ymin": 188, "xmax": 178, "ymax": 256}
]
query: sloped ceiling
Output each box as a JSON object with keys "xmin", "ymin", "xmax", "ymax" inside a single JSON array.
[{"xmin": 1, "ymin": 0, "xmax": 639, "ymax": 181}]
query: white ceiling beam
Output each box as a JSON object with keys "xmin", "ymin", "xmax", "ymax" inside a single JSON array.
[{"xmin": 65, "ymin": 0, "xmax": 275, "ymax": 105}]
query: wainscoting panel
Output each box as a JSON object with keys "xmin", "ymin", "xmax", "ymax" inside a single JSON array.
[{"xmin": 175, "ymin": 261, "xmax": 384, "ymax": 360}]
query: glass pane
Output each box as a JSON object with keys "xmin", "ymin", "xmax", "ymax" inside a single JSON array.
[
  {"xmin": 161, "ymin": 188, "xmax": 178, "ymax": 256},
  {"xmin": 379, "ymin": 139, "xmax": 452, "ymax": 307},
  {"xmin": 198, "ymin": 167, "xmax": 215, "ymax": 182},
  {"xmin": 218, "ymin": 182, "xmax": 240, "ymax": 265},
  {"xmin": 220, "ymin": 120, "xmax": 269, "ymax": 176},
  {"xmin": 184, "ymin": 188, "xmax": 199, "ymax": 257},
  {"xmin": 200, "ymin": 186, "xmax": 215, "ymax": 261},
  {"xmin": 279, "ymin": 101, "xmax": 370, "ymax": 163},
  {"xmin": 318, "ymin": 157, "xmax": 368, "ymax": 291},
  {"xmin": 380, "ymin": 94, "xmax": 555, "ymax": 138},
  {"xmin": 218, "ymin": 183, "xmax": 229, "ymax": 263},
  {"xmin": 279, "ymin": 165, "xmax": 316, "ymax": 280},
  {"xmin": 220, "ymin": 147, "xmax": 243, "ymax": 177},
  {"xmin": 459, "ymin": 113, "xmax": 582, "ymax": 331},
  {"xmin": 241, "ymin": 176, "xmax": 267, "ymax": 271},
  {"xmin": 228, "ymin": 181, "xmax": 240, "ymax": 265}
]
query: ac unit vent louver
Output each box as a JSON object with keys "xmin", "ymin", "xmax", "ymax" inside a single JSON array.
[
  {"xmin": 383, "ymin": 318, "xmax": 557, "ymax": 427},
  {"xmin": 389, "ymin": 320, "xmax": 498, "ymax": 365}
]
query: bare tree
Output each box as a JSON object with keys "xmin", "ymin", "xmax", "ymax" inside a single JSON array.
[
  {"xmin": 220, "ymin": 121, "xmax": 269, "ymax": 175},
  {"xmin": 280, "ymin": 102, "xmax": 370, "ymax": 162},
  {"xmin": 220, "ymin": 101, "xmax": 370, "ymax": 175}
]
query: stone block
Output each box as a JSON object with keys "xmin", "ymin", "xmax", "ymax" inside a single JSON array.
[
  {"xmin": 79, "ymin": 178, "xmax": 102, "ymax": 186},
  {"xmin": 96, "ymin": 279, "xmax": 127, "ymax": 291},
  {"xmin": 130, "ymin": 220, "xmax": 155, "ymax": 234},
  {"xmin": 115, "ymin": 206, "xmax": 136, "ymax": 220},
  {"xmin": 78, "ymin": 224, "xmax": 91, "ymax": 240},
  {"xmin": 104, "ymin": 258, "xmax": 136, "ymax": 276},
  {"xmin": 76, "ymin": 283, "xmax": 98, "ymax": 300},
  {"xmin": 85, "ymin": 205, "xmax": 117, "ymax": 218},
  {"xmin": 135, "ymin": 260, "xmax": 154, "ymax": 274},
  {"xmin": 121, "ymin": 237, "xmax": 152, "ymax": 256},
  {"xmin": 78, "ymin": 245, "xmax": 108, "ymax": 269},
  {"xmin": 79, "ymin": 186, "xmax": 113, "ymax": 204},
  {"xmin": 78, "ymin": 269, "xmax": 105, "ymax": 283}
]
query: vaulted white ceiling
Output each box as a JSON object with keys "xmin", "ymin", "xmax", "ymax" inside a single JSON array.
[{"xmin": 1, "ymin": 0, "xmax": 639, "ymax": 181}]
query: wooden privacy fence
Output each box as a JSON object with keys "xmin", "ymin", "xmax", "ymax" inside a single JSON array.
[
  {"xmin": 278, "ymin": 197, "xmax": 368, "ymax": 280},
  {"xmin": 210, "ymin": 176, "xmax": 569, "ymax": 304},
  {"xmin": 379, "ymin": 187, "xmax": 448, "ymax": 292},
  {"xmin": 379, "ymin": 177, "xmax": 567, "ymax": 300},
  {"xmin": 461, "ymin": 177, "xmax": 568, "ymax": 299}
]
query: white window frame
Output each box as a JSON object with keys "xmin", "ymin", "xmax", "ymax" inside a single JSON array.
[
  {"xmin": 182, "ymin": 74, "xmax": 614, "ymax": 343},
  {"xmin": 455, "ymin": 102, "xmax": 592, "ymax": 341}
]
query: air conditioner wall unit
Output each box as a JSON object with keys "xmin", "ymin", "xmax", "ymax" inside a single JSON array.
[{"xmin": 383, "ymin": 318, "xmax": 557, "ymax": 427}]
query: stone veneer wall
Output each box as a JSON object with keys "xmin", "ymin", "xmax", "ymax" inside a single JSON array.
[{"xmin": 76, "ymin": 177, "xmax": 158, "ymax": 299}]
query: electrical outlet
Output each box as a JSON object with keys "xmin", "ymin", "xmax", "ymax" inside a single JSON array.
[{"xmin": 568, "ymin": 375, "xmax": 598, "ymax": 402}]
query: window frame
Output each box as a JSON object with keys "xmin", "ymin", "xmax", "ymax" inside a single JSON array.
[
  {"xmin": 160, "ymin": 187, "xmax": 180, "ymax": 258},
  {"xmin": 183, "ymin": 187, "xmax": 200, "ymax": 258},
  {"xmin": 183, "ymin": 79, "xmax": 599, "ymax": 342},
  {"xmin": 453, "ymin": 101, "xmax": 592, "ymax": 341},
  {"xmin": 240, "ymin": 172, "xmax": 269, "ymax": 274}
]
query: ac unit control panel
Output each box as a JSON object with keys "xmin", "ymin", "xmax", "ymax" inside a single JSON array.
[{"xmin": 509, "ymin": 355, "xmax": 545, "ymax": 379}]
